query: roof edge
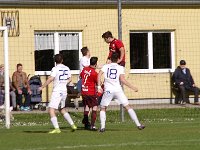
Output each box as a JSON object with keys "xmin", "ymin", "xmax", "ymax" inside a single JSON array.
[{"xmin": 0, "ymin": 1, "xmax": 200, "ymax": 6}]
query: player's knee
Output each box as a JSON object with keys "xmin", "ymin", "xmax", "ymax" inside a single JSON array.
[
  {"xmin": 92, "ymin": 106, "xmax": 98, "ymax": 111},
  {"xmin": 84, "ymin": 105, "xmax": 90, "ymax": 111},
  {"xmin": 49, "ymin": 108, "xmax": 56, "ymax": 117},
  {"xmin": 100, "ymin": 105, "xmax": 106, "ymax": 111},
  {"xmin": 59, "ymin": 108, "xmax": 66, "ymax": 115},
  {"xmin": 124, "ymin": 104, "xmax": 131, "ymax": 110}
]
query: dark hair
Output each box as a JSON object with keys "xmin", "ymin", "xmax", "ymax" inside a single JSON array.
[
  {"xmin": 17, "ymin": 63, "xmax": 22, "ymax": 68},
  {"xmin": 102, "ymin": 31, "xmax": 113, "ymax": 39},
  {"xmin": 111, "ymin": 52, "xmax": 119, "ymax": 62},
  {"xmin": 81, "ymin": 47, "xmax": 89, "ymax": 56},
  {"xmin": 180, "ymin": 60, "xmax": 186, "ymax": 65},
  {"xmin": 90, "ymin": 57, "xmax": 98, "ymax": 66},
  {"xmin": 54, "ymin": 54, "xmax": 63, "ymax": 64}
]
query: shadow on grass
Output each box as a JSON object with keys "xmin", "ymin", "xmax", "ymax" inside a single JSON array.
[
  {"xmin": 23, "ymin": 126, "xmax": 133, "ymax": 134},
  {"xmin": 60, "ymin": 126, "xmax": 87, "ymax": 131},
  {"xmin": 23, "ymin": 130, "xmax": 49, "ymax": 133}
]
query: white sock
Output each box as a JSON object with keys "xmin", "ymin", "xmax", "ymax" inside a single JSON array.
[
  {"xmin": 63, "ymin": 112, "xmax": 74, "ymax": 126},
  {"xmin": 50, "ymin": 116, "xmax": 59, "ymax": 129},
  {"xmin": 128, "ymin": 109, "xmax": 141, "ymax": 126},
  {"xmin": 100, "ymin": 111, "xmax": 106, "ymax": 129}
]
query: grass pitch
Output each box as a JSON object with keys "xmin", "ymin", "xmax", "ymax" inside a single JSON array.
[{"xmin": 0, "ymin": 108, "xmax": 200, "ymax": 150}]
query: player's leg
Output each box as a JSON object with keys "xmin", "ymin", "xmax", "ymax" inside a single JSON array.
[
  {"xmin": 82, "ymin": 95, "xmax": 91, "ymax": 129},
  {"xmin": 49, "ymin": 107, "xmax": 61, "ymax": 133},
  {"xmin": 83, "ymin": 105, "xmax": 90, "ymax": 128},
  {"xmin": 48, "ymin": 92, "xmax": 61, "ymax": 133},
  {"xmin": 115, "ymin": 92, "xmax": 145, "ymax": 130},
  {"xmin": 99, "ymin": 92, "xmax": 113, "ymax": 132},
  {"xmin": 60, "ymin": 93, "xmax": 77, "ymax": 131},
  {"xmin": 87, "ymin": 96, "xmax": 98, "ymax": 130},
  {"xmin": 99, "ymin": 106, "xmax": 106, "ymax": 132},
  {"xmin": 124, "ymin": 104, "xmax": 145, "ymax": 130},
  {"xmin": 60, "ymin": 108, "xmax": 77, "ymax": 131},
  {"xmin": 90, "ymin": 106, "xmax": 98, "ymax": 130}
]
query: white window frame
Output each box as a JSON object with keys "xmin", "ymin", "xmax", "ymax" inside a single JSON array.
[
  {"xmin": 130, "ymin": 31, "xmax": 175, "ymax": 74},
  {"xmin": 35, "ymin": 31, "xmax": 82, "ymax": 75}
]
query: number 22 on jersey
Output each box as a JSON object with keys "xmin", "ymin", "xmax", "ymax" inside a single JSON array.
[{"xmin": 59, "ymin": 70, "xmax": 69, "ymax": 80}]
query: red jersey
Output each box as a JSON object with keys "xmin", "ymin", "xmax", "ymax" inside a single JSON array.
[
  {"xmin": 80, "ymin": 66, "xmax": 98, "ymax": 96},
  {"xmin": 108, "ymin": 38, "xmax": 125, "ymax": 66}
]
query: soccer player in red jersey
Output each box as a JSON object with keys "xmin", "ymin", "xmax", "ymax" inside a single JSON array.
[
  {"xmin": 80, "ymin": 57, "xmax": 99, "ymax": 130},
  {"xmin": 102, "ymin": 31, "xmax": 126, "ymax": 67}
]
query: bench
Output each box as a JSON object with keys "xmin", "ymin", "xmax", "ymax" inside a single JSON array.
[
  {"xmin": 66, "ymin": 85, "xmax": 81, "ymax": 109},
  {"xmin": 171, "ymin": 82, "xmax": 195, "ymax": 104}
]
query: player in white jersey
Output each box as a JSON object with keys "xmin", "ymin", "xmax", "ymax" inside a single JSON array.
[
  {"xmin": 77, "ymin": 47, "xmax": 91, "ymax": 93},
  {"xmin": 97, "ymin": 52, "xmax": 145, "ymax": 132},
  {"xmin": 38, "ymin": 54, "xmax": 77, "ymax": 134},
  {"xmin": 79, "ymin": 47, "xmax": 90, "ymax": 72}
]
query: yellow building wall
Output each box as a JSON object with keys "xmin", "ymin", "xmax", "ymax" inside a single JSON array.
[
  {"xmin": 123, "ymin": 7, "xmax": 200, "ymax": 99},
  {"xmin": 0, "ymin": 6, "xmax": 200, "ymax": 101}
]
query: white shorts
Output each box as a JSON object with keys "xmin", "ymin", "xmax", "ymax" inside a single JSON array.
[
  {"xmin": 48, "ymin": 91, "xmax": 67, "ymax": 109},
  {"xmin": 100, "ymin": 91, "xmax": 129, "ymax": 107}
]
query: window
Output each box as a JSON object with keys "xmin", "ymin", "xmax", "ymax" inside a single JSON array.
[
  {"xmin": 34, "ymin": 32, "xmax": 82, "ymax": 75},
  {"xmin": 130, "ymin": 31, "xmax": 175, "ymax": 73}
]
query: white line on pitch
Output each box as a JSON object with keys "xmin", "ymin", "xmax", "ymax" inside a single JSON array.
[{"xmin": 14, "ymin": 138, "xmax": 200, "ymax": 150}]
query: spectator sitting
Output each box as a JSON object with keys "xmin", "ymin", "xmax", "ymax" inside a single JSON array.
[
  {"xmin": 0, "ymin": 64, "xmax": 17, "ymax": 110},
  {"xmin": 12, "ymin": 63, "xmax": 31, "ymax": 111},
  {"xmin": 173, "ymin": 60, "xmax": 199, "ymax": 105}
]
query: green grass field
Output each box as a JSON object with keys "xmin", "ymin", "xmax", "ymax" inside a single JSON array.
[{"xmin": 1, "ymin": 108, "xmax": 200, "ymax": 150}]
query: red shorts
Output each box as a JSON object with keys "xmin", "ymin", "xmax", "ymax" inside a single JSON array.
[{"xmin": 82, "ymin": 95, "xmax": 98, "ymax": 108}]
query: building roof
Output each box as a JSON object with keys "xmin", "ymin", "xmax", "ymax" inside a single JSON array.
[{"xmin": 0, "ymin": 0, "xmax": 200, "ymax": 6}]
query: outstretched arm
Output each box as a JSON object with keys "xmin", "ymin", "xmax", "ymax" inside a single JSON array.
[
  {"xmin": 119, "ymin": 74, "xmax": 138, "ymax": 92},
  {"xmin": 38, "ymin": 76, "xmax": 54, "ymax": 91}
]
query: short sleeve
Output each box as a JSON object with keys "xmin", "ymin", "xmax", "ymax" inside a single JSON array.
[
  {"xmin": 67, "ymin": 67, "xmax": 71, "ymax": 78},
  {"xmin": 81, "ymin": 57, "xmax": 90, "ymax": 68},
  {"xmin": 101, "ymin": 65, "xmax": 107, "ymax": 73},
  {"xmin": 50, "ymin": 67, "xmax": 57, "ymax": 77},
  {"xmin": 119, "ymin": 66, "xmax": 125, "ymax": 75},
  {"xmin": 115, "ymin": 40, "xmax": 124, "ymax": 49}
]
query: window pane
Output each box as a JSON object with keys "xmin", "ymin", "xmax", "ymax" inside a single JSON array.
[
  {"xmin": 130, "ymin": 33, "xmax": 148, "ymax": 69},
  {"xmin": 35, "ymin": 33, "xmax": 54, "ymax": 50},
  {"xmin": 34, "ymin": 33, "xmax": 54, "ymax": 71},
  {"xmin": 34, "ymin": 50, "xmax": 54, "ymax": 71},
  {"xmin": 59, "ymin": 33, "xmax": 79, "ymax": 70},
  {"xmin": 59, "ymin": 33, "xmax": 79, "ymax": 50},
  {"xmin": 153, "ymin": 33, "xmax": 171, "ymax": 69},
  {"xmin": 60, "ymin": 50, "xmax": 79, "ymax": 70}
]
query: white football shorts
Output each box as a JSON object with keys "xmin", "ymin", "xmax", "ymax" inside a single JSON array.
[
  {"xmin": 100, "ymin": 91, "xmax": 129, "ymax": 107},
  {"xmin": 48, "ymin": 91, "xmax": 67, "ymax": 109}
]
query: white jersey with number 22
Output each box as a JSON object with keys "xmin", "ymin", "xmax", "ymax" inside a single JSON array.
[
  {"xmin": 50, "ymin": 64, "xmax": 71, "ymax": 92},
  {"xmin": 101, "ymin": 63, "xmax": 125, "ymax": 93}
]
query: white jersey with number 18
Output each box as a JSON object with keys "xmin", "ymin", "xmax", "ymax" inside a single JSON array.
[
  {"xmin": 101, "ymin": 63, "xmax": 125, "ymax": 93},
  {"xmin": 50, "ymin": 64, "xmax": 71, "ymax": 92}
]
